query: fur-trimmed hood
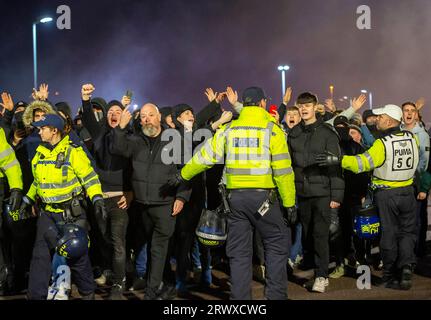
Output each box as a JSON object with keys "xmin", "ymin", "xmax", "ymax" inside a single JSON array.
[{"xmin": 22, "ymin": 100, "xmax": 56, "ymax": 127}]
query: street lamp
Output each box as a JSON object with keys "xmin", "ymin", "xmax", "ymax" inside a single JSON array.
[
  {"xmin": 329, "ymin": 85, "xmax": 334, "ymax": 100},
  {"xmin": 277, "ymin": 65, "xmax": 290, "ymax": 99},
  {"xmin": 360, "ymin": 89, "xmax": 373, "ymax": 109},
  {"xmin": 33, "ymin": 16, "xmax": 53, "ymax": 89}
]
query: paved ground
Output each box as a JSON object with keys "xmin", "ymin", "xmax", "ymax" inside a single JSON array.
[
  {"xmin": 2, "ymin": 208, "xmax": 430, "ymax": 301},
  {"xmin": 3, "ymin": 254, "xmax": 430, "ymax": 301}
]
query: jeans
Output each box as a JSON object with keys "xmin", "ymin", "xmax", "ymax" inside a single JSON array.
[
  {"xmin": 135, "ymin": 243, "xmax": 148, "ymax": 278},
  {"xmin": 289, "ymin": 223, "xmax": 303, "ymax": 261}
]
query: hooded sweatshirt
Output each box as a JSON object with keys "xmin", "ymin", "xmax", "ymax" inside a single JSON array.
[{"xmin": 81, "ymin": 99, "xmax": 132, "ymax": 193}]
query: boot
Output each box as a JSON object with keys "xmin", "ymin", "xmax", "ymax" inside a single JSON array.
[{"xmin": 399, "ymin": 264, "xmax": 413, "ymax": 290}]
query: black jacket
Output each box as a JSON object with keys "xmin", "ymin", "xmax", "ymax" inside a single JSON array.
[
  {"xmin": 82, "ymin": 99, "xmax": 132, "ymax": 193},
  {"xmin": 110, "ymin": 126, "xmax": 191, "ymax": 205},
  {"xmin": 287, "ymin": 118, "xmax": 344, "ymax": 202}
]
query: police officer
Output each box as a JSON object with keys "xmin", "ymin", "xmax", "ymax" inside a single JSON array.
[
  {"xmin": 316, "ymin": 104, "xmax": 419, "ymax": 290},
  {"xmin": 18, "ymin": 114, "xmax": 107, "ymax": 300},
  {"xmin": 166, "ymin": 87, "xmax": 296, "ymax": 300},
  {"xmin": 0, "ymin": 127, "xmax": 23, "ymax": 293}
]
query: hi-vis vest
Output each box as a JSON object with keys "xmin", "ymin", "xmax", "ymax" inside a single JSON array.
[
  {"xmin": 181, "ymin": 106, "xmax": 296, "ymax": 207},
  {"xmin": 27, "ymin": 135, "xmax": 102, "ymax": 212},
  {"xmin": 0, "ymin": 127, "xmax": 23, "ymax": 190},
  {"xmin": 373, "ymin": 131, "xmax": 419, "ymax": 182},
  {"xmin": 342, "ymin": 130, "xmax": 419, "ymax": 189}
]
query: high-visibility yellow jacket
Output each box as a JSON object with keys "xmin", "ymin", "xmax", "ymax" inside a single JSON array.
[
  {"xmin": 27, "ymin": 135, "xmax": 102, "ymax": 212},
  {"xmin": 342, "ymin": 129, "xmax": 419, "ymax": 189},
  {"xmin": 0, "ymin": 127, "xmax": 23, "ymax": 190},
  {"xmin": 181, "ymin": 106, "xmax": 295, "ymax": 207}
]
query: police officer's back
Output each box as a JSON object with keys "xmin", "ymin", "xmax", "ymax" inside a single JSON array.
[{"xmin": 176, "ymin": 87, "xmax": 296, "ymax": 300}]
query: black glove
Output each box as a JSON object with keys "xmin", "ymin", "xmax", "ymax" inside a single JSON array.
[
  {"xmin": 283, "ymin": 206, "xmax": 297, "ymax": 226},
  {"xmin": 159, "ymin": 172, "xmax": 185, "ymax": 197},
  {"xmin": 17, "ymin": 196, "xmax": 33, "ymax": 221},
  {"xmin": 315, "ymin": 151, "xmax": 341, "ymax": 167},
  {"xmin": 9, "ymin": 189, "xmax": 23, "ymax": 212},
  {"xmin": 93, "ymin": 196, "xmax": 107, "ymax": 221}
]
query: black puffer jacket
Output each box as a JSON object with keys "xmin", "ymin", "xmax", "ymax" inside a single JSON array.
[
  {"xmin": 287, "ymin": 118, "xmax": 345, "ymax": 202},
  {"xmin": 110, "ymin": 126, "xmax": 191, "ymax": 205}
]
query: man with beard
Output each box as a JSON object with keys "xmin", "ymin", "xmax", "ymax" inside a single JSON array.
[
  {"xmin": 111, "ymin": 103, "xmax": 191, "ymax": 300},
  {"xmin": 81, "ymin": 84, "xmax": 133, "ymax": 300}
]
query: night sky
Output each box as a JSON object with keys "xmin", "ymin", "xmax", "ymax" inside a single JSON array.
[{"xmin": 1, "ymin": 0, "xmax": 430, "ymax": 120}]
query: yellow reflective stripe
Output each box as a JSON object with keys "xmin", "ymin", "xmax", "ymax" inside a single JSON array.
[
  {"xmin": 355, "ymin": 155, "xmax": 364, "ymax": 172},
  {"xmin": 62, "ymin": 147, "xmax": 73, "ymax": 183},
  {"xmin": 273, "ymin": 167, "xmax": 293, "ymax": 176},
  {"xmin": 0, "ymin": 147, "xmax": 13, "ymax": 159},
  {"xmin": 226, "ymin": 168, "xmax": 272, "ymax": 175},
  {"xmin": 39, "ymin": 177, "xmax": 80, "ymax": 189},
  {"xmin": 2, "ymin": 159, "xmax": 19, "ymax": 171},
  {"xmin": 196, "ymin": 151, "xmax": 214, "ymax": 165},
  {"xmin": 41, "ymin": 187, "xmax": 83, "ymax": 203},
  {"xmin": 272, "ymin": 153, "xmax": 291, "ymax": 161},
  {"xmin": 226, "ymin": 153, "xmax": 270, "ymax": 161},
  {"xmin": 363, "ymin": 151, "xmax": 375, "ymax": 169},
  {"xmin": 83, "ymin": 178, "xmax": 101, "ymax": 188},
  {"xmin": 229, "ymin": 126, "xmax": 268, "ymax": 131}
]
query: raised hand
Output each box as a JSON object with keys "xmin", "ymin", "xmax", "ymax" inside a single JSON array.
[
  {"xmin": 0, "ymin": 92, "xmax": 14, "ymax": 111},
  {"xmin": 121, "ymin": 95, "xmax": 131, "ymax": 107},
  {"xmin": 416, "ymin": 97, "xmax": 425, "ymax": 110},
  {"xmin": 205, "ymin": 88, "xmax": 217, "ymax": 102},
  {"xmin": 119, "ymin": 108, "xmax": 132, "ymax": 129},
  {"xmin": 352, "ymin": 94, "xmax": 367, "ymax": 111},
  {"xmin": 38, "ymin": 83, "xmax": 49, "ymax": 101},
  {"xmin": 81, "ymin": 84, "xmax": 95, "ymax": 101},
  {"xmin": 283, "ymin": 87, "xmax": 292, "ymax": 105},
  {"xmin": 226, "ymin": 86, "xmax": 238, "ymax": 106}
]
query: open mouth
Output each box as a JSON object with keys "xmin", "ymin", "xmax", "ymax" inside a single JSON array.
[{"xmin": 111, "ymin": 118, "xmax": 118, "ymax": 125}]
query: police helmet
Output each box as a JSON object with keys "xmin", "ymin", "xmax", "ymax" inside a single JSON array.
[
  {"xmin": 195, "ymin": 207, "xmax": 227, "ymax": 248},
  {"xmin": 353, "ymin": 205, "xmax": 380, "ymax": 240},
  {"xmin": 56, "ymin": 224, "xmax": 89, "ymax": 259}
]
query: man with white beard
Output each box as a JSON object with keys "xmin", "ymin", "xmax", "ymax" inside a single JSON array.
[{"xmin": 111, "ymin": 103, "xmax": 191, "ymax": 300}]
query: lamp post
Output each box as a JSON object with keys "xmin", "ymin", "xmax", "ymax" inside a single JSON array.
[
  {"xmin": 33, "ymin": 17, "xmax": 53, "ymax": 89},
  {"xmin": 277, "ymin": 65, "xmax": 290, "ymax": 99},
  {"xmin": 361, "ymin": 89, "xmax": 373, "ymax": 109},
  {"xmin": 329, "ymin": 85, "xmax": 334, "ymax": 100}
]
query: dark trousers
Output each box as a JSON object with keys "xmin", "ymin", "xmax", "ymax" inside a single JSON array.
[
  {"xmin": 102, "ymin": 197, "xmax": 129, "ymax": 284},
  {"xmin": 136, "ymin": 203, "xmax": 176, "ymax": 288},
  {"xmin": 298, "ymin": 196, "xmax": 331, "ymax": 278},
  {"xmin": 374, "ymin": 186, "xmax": 417, "ymax": 274},
  {"xmin": 227, "ymin": 190, "xmax": 290, "ymax": 300},
  {"xmin": 415, "ymin": 198, "xmax": 428, "ymax": 257},
  {"xmin": 27, "ymin": 210, "xmax": 94, "ymax": 300},
  {"xmin": 171, "ymin": 199, "xmax": 210, "ymax": 286}
]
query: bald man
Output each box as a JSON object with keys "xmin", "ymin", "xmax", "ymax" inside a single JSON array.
[{"xmin": 112, "ymin": 103, "xmax": 191, "ymax": 300}]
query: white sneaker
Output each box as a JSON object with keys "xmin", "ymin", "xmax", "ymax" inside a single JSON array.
[
  {"xmin": 312, "ymin": 277, "xmax": 328, "ymax": 293},
  {"xmin": 47, "ymin": 282, "xmax": 70, "ymax": 300},
  {"xmin": 295, "ymin": 255, "xmax": 303, "ymax": 265},
  {"xmin": 288, "ymin": 259, "xmax": 295, "ymax": 269},
  {"xmin": 95, "ymin": 274, "xmax": 106, "ymax": 286}
]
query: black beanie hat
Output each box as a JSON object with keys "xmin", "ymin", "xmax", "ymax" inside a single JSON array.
[
  {"xmin": 362, "ymin": 109, "xmax": 374, "ymax": 123},
  {"xmin": 91, "ymin": 97, "xmax": 107, "ymax": 112},
  {"xmin": 13, "ymin": 101, "xmax": 28, "ymax": 113},
  {"xmin": 106, "ymin": 100, "xmax": 125, "ymax": 113},
  {"xmin": 55, "ymin": 102, "xmax": 72, "ymax": 119},
  {"xmin": 159, "ymin": 106, "xmax": 173, "ymax": 119},
  {"xmin": 172, "ymin": 103, "xmax": 193, "ymax": 121}
]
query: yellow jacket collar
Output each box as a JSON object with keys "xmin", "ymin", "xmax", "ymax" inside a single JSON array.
[{"xmin": 37, "ymin": 135, "xmax": 70, "ymax": 157}]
